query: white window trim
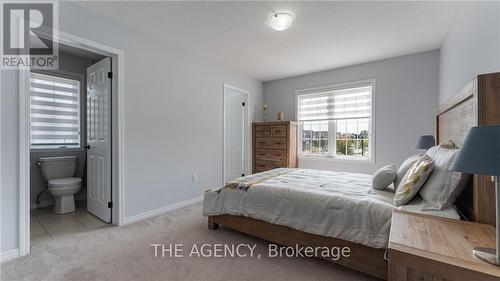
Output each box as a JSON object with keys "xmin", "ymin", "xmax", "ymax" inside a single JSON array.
[
  {"xmin": 294, "ymin": 79, "xmax": 376, "ymax": 164},
  {"xmin": 30, "ymin": 70, "xmax": 84, "ymax": 151}
]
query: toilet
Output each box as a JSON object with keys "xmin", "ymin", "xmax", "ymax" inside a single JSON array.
[{"xmin": 38, "ymin": 156, "xmax": 82, "ymax": 214}]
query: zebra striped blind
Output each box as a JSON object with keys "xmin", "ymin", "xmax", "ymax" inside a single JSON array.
[
  {"xmin": 30, "ymin": 72, "xmax": 81, "ymax": 148},
  {"xmin": 297, "ymin": 85, "xmax": 372, "ymax": 122}
]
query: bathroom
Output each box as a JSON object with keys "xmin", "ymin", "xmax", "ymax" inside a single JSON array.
[{"xmin": 30, "ymin": 44, "xmax": 110, "ymax": 245}]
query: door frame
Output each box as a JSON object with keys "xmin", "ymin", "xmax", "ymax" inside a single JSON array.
[
  {"xmin": 222, "ymin": 84, "xmax": 250, "ymax": 185},
  {"xmin": 18, "ymin": 29, "xmax": 126, "ymax": 257}
]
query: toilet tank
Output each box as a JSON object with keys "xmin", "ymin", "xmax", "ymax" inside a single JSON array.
[{"xmin": 38, "ymin": 156, "xmax": 78, "ymax": 181}]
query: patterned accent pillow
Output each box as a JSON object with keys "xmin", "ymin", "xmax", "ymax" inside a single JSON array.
[
  {"xmin": 394, "ymin": 155, "xmax": 435, "ymax": 207},
  {"xmin": 394, "ymin": 154, "xmax": 421, "ymax": 191}
]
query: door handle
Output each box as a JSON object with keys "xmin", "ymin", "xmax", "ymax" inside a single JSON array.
[{"xmin": 85, "ymin": 145, "xmax": 90, "ymax": 150}]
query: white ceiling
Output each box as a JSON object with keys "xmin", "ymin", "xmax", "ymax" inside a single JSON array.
[{"xmin": 76, "ymin": 1, "xmax": 460, "ymax": 81}]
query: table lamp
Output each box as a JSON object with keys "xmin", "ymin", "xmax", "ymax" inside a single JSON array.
[
  {"xmin": 450, "ymin": 125, "xmax": 500, "ymax": 265},
  {"xmin": 416, "ymin": 135, "xmax": 435, "ymax": 150}
]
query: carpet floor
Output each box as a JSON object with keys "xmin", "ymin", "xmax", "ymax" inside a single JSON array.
[{"xmin": 1, "ymin": 202, "xmax": 379, "ymax": 281}]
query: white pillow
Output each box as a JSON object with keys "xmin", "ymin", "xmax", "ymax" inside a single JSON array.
[
  {"xmin": 394, "ymin": 154, "xmax": 421, "ymax": 191},
  {"xmin": 372, "ymin": 165, "xmax": 397, "ymax": 190},
  {"xmin": 419, "ymin": 146, "xmax": 471, "ymax": 210}
]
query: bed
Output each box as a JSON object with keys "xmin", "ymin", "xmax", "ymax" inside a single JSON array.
[
  {"xmin": 203, "ymin": 168, "xmax": 460, "ymax": 279},
  {"xmin": 203, "ymin": 76, "xmax": 491, "ymax": 280},
  {"xmin": 204, "ymin": 168, "xmax": 459, "ymax": 248}
]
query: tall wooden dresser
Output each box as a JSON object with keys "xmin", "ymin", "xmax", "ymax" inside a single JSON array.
[{"xmin": 252, "ymin": 121, "xmax": 298, "ymax": 173}]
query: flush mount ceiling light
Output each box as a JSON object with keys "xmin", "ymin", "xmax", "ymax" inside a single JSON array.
[{"xmin": 268, "ymin": 12, "xmax": 294, "ymax": 31}]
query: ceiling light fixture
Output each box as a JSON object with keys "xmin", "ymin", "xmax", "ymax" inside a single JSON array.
[{"xmin": 268, "ymin": 12, "xmax": 293, "ymax": 31}]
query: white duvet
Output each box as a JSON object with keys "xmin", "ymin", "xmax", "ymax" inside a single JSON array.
[{"xmin": 203, "ymin": 168, "xmax": 459, "ymax": 249}]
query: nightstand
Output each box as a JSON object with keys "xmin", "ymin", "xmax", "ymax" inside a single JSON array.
[{"xmin": 388, "ymin": 209, "xmax": 500, "ymax": 281}]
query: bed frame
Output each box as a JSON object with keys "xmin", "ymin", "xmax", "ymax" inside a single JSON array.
[
  {"xmin": 208, "ymin": 73, "xmax": 499, "ymax": 280},
  {"xmin": 208, "ymin": 215, "xmax": 388, "ymax": 280}
]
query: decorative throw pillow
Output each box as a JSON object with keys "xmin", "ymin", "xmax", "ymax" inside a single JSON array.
[
  {"xmin": 419, "ymin": 146, "xmax": 471, "ymax": 210},
  {"xmin": 372, "ymin": 165, "xmax": 397, "ymax": 190},
  {"xmin": 394, "ymin": 154, "xmax": 421, "ymax": 191},
  {"xmin": 439, "ymin": 140, "xmax": 457, "ymax": 149},
  {"xmin": 394, "ymin": 155, "xmax": 435, "ymax": 207}
]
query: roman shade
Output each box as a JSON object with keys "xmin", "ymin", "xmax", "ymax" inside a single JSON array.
[
  {"xmin": 30, "ymin": 72, "xmax": 81, "ymax": 148},
  {"xmin": 297, "ymin": 85, "xmax": 372, "ymax": 122}
]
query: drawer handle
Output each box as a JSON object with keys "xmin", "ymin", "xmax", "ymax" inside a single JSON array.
[
  {"xmin": 384, "ymin": 250, "xmax": 389, "ymax": 262},
  {"xmin": 259, "ymin": 142, "xmax": 265, "ymax": 145},
  {"xmin": 275, "ymin": 142, "xmax": 282, "ymax": 145},
  {"xmin": 275, "ymin": 130, "xmax": 281, "ymax": 133}
]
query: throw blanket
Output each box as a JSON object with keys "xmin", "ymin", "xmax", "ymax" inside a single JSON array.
[{"xmin": 223, "ymin": 169, "xmax": 293, "ymax": 191}]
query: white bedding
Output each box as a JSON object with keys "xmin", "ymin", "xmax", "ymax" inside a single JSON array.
[{"xmin": 203, "ymin": 168, "xmax": 459, "ymax": 249}]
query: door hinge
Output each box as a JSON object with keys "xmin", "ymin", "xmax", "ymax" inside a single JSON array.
[
  {"xmin": 108, "ymin": 72, "xmax": 113, "ymax": 79},
  {"xmin": 242, "ymin": 102, "xmax": 245, "ymax": 106},
  {"xmin": 108, "ymin": 201, "xmax": 113, "ymax": 208}
]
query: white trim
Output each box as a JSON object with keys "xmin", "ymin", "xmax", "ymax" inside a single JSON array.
[
  {"xmin": 0, "ymin": 249, "xmax": 20, "ymax": 263},
  {"xmin": 18, "ymin": 29, "xmax": 126, "ymax": 259},
  {"xmin": 122, "ymin": 196, "xmax": 203, "ymax": 225},
  {"xmin": 19, "ymin": 67, "xmax": 30, "ymax": 257},
  {"xmin": 294, "ymin": 79, "xmax": 376, "ymax": 164},
  {"xmin": 222, "ymin": 84, "xmax": 251, "ymax": 184}
]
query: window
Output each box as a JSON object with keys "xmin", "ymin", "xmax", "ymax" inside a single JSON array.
[
  {"xmin": 297, "ymin": 81, "xmax": 374, "ymax": 161},
  {"xmin": 30, "ymin": 72, "xmax": 81, "ymax": 149}
]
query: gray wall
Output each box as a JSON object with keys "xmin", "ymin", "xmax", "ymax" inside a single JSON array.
[
  {"xmin": 263, "ymin": 50, "xmax": 439, "ymax": 174},
  {"xmin": 30, "ymin": 51, "xmax": 97, "ymax": 208},
  {"xmin": 439, "ymin": 2, "xmax": 500, "ymax": 102},
  {"xmin": 1, "ymin": 3, "xmax": 263, "ymax": 254}
]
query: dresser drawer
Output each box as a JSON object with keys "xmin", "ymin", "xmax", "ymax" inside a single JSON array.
[
  {"xmin": 255, "ymin": 138, "xmax": 287, "ymax": 149},
  {"xmin": 255, "ymin": 149, "xmax": 287, "ymax": 161},
  {"xmin": 254, "ymin": 126, "xmax": 270, "ymax": 137},
  {"xmin": 270, "ymin": 125, "xmax": 287, "ymax": 137},
  {"xmin": 254, "ymin": 160, "xmax": 285, "ymax": 172}
]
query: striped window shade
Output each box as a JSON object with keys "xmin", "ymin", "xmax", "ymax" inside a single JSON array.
[
  {"xmin": 30, "ymin": 72, "xmax": 81, "ymax": 148},
  {"xmin": 297, "ymin": 85, "xmax": 372, "ymax": 122}
]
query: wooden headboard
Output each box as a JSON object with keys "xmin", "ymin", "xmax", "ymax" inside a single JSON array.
[
  {"xmin": 437, "ymin": 72, "xmax": 500, "ymax": 225},
  {"xmin": 436, "ymin": 80, "xmax": 477, "ymax": 221}
]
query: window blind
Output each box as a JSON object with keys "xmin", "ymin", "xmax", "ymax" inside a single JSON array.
[
  {"xmin": 297, "ymin": 85, "xmax": 372, "ymax": 121},
  {"xmin": 30, "ymin": 72, "xmax": 81, "ymax": 148}
]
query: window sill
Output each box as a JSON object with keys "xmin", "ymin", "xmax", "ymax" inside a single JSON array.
[
  {"xmin": 298, "ymin": 155, "xmax": 374, "ymax": 164},
  {"xmin": 31, "ymin": 148, "xmax": 85, "ymax": 153}
]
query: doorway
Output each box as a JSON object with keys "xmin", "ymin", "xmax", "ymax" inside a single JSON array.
[
  {"xmin": 19, "ymin": 30, "xmax": 125, "ymax": 257},
  {"xmin": 223, "ymin": 84, "xmax": 250, "ymax": 183}
]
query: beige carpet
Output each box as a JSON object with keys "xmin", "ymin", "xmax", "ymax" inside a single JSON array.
[{"xmin": 1, "ymin": 202, "xmax": 379, "ymax": 281}]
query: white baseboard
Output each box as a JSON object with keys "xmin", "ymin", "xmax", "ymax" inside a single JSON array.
[
  {"xmin": 1, "ymin": 248, "xmax": 20, "ymax": 263},
  {"xmin": 122, "ymin": 196, "xmax": 203, "ymax": 225}
]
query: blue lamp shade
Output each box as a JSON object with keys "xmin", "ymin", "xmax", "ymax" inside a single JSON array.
[
  {"xmin": 450, "ymin": 125, "xmax": 500, "ymax": 176},
  {"xmin": 416, "ymin": 135, "xmax": 435, "ymax": 150}
]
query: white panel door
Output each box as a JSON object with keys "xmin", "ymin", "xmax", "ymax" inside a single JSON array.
[
  {"xmin": 87, "ymin": 57, "xmax": 112, "ymax": 223},
  {"xmin": 224, "ymin": 87, "xmax": 247, "ymax": 182}
]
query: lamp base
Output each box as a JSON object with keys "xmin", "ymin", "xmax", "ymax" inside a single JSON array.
[{"xmin": 473, "ymin": 247, "xmax": 500, "ymax": 265}]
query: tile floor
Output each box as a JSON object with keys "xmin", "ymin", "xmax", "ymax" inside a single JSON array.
[{"xmin": 30, "ymin": 201, "xmax": 110, "ymax": 246}]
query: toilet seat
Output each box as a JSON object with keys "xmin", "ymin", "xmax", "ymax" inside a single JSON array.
[{"xmin": 48, "ymin": 177, "xmax": 82, "ymax": 188}]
